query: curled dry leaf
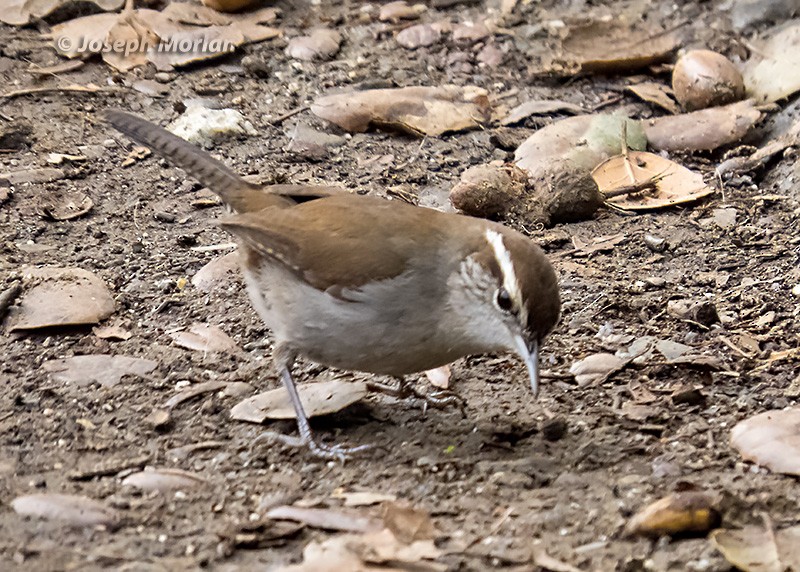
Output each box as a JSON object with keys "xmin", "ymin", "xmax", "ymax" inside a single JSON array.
[
  {"xmin": 1, "ymin": 0, "xmax": 123, "ymax": 26},
  {"xmin": 310, "ymin": 85, "xmax": 491, "ymax": 136},
  {"xmin": 500, "ymin": 99, "xmax": 584, "ymax": 126},
  {"xmin": 624, "ymin": 491, "xmax": 721, "ymax": 537},
  {"xmin": 550, "ymin": 19, "xmax": 681, "ymax": 74},
  {"xmin": 642, "ymin": 99, "xmax": 761, "ymax": 152},
  {"xmin": 92, "ymin": 324, "xmax": 133, "ymax": 341},
  {"xmin": 626, "ymin": 83, "xmax": 680, "ymax": 114},
  {"xmin": 742, "ymin": 20, "xmax": 800, "ymax": 103},
  {"xmin": 569, "ymin": 353, "xmax": 628, "ymax": 386},
  {"xmin": 36, "ymin": 190, "xmax": 93, "ymax": 221},
  {"xmin": 231, "ymin": 381, "xmax": 368, "ymax": 423},
  {"xmin": 383, "ymin": 502, "xmax": 437, "ymax": 543},
  {"xmin": 5, "ymin": 267, "xmax": 115, "ymax": 331},
  {"xmin": 267, "ymin": 505, "xmax": 382, "ymax": 533},
  {"xmin": 379, "ymin": 1, "xmax": 426, "ymax": 22},
  {"xmin": 730, "ymin": 407, "xmax": 800, "ymax": 476},
  {"xmin": 591, "ymin": 150, "xmax": 714, "ymax": 211},
  {"xmin": 170, "ymin": 322, "xmax": 239, "ymax": 354},
  {"xmin": 286, "ymin": 29, "xmax": 342, "ymax": 61},
  {"xmin": 42, "ymin": 354, "xmax": 158, "ymax": 387},
  {"xmin": 396, "ymin": 24, "xmax": 441, "ymax": 49},
  {"xmin": 122, "ymin": 468, "xmax": 207, "ymax": 492},
  {"xmin": 710, "ymin": 523, "xmax": 800, "ymax": 572},
  {"xmin": 12, "ymin": 494, "xmax": 119, "ymax": 527}
]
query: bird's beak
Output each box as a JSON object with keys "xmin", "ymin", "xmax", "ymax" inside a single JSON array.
[{"xmin": 514, "ymin": 335, "xmax": 540, "ymax": 398}]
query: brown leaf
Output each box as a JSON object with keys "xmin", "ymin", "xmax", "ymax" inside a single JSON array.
[
  {"xmin": 742, "ymin": 21, "xmax": 800, "ymax": 103},
  {"xmin": 42, "ymin": 354, "xmax": 158, "ymax": 387},
  {"xmin": 231, "ymin": 381, "xmax": 368, "ymax": 423},
  {"xmin": 92, "ymin": 324, "xmax": 133, "ymax": 341},
  {"xmin": 642, "ymin": 100, "xmax": 762, "ymax": 152},
  {"xmin": 5, "ymin": 267, "xmax": 115, "ymax": 331},
  {"xmin": 267, "ymin": 505, "xmax": 382, "ymax": 533},
  {"xmin": 710, "ymin": 522, "xmax": 800, "ymax": 572},
  {"xmin": 591, "ymin": 150, "xmax": 714, "ymax": 210},
  {"xmin": 626, "ymin": 82, "xmax": 680, "ymax": 114},
  {"xmin": 500, "ymin": 99, "xmax": 584, "ymax": 126},
  {"xmin": 382, "ymin": 502, "xmax": 437, "ymax": 543},
  {"xmin": 122, "ymin": 468, "xmax": 207, "ymax": 492},
  {"xmin": 51, "ymin": 13, "xmax": 121, "ymax": 58},
  {"xmin": 624, "ymin": 491, "xmax": 721, "ymax": 537},
  {"xmin": 3, "ymin": 0, "xmax": 123, "ymax": 26},
  {"xmin": 569, "ymin": 353, "xmax": 627, "ymax": 386},
  {"xmin": 12, "ymin": 494, "xmax": 119, "ymax": 527},
  {"xmin": 170, "ymin": 322, "xmax": 239, "ymax": 354},
  {"xmin": 730, "ymin": 408, "xmax": 800, "ymax": 476},
  {"xmin": 36, "ymin": 190, "xmax": 93, "ymax": 220},
  {"xmin": 311, "ymin": 85, "xmax": 491, "ymax": 136},
  {"xmin": 286, "ymin": 29, "xmax": 341, "ymax": 61}
]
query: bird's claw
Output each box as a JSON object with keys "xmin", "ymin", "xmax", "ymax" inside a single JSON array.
[{"xmin": 253, "ymin": 430, "xmax": 370, "ymax": 462}]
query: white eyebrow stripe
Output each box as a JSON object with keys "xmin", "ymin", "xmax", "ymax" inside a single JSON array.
[{"xmin": 485, "ymin": 229, "xmax": 527, "ymax": 324}]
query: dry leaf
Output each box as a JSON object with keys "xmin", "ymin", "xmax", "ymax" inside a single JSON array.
[
  {"xmin": 311, "ymin": 85, "xmax": 491, "ymax": 136},
  {"xmin": 742, "ymin": 20, "xmax": 800, "ymax": 103},
  {"xmin": 625, "ymin": 491, "xmax": 720, "ymax": 537},
  {"xmin": 122, "ymin": 468, "xmax": 207, "ymax": 491},
  {"xmin": 170, "ymin": 322, "xmax": 239, "ymax": 354},
  {"xmin": 1, "ymin": 0, "xmax": 123, "ymax": 26},
  {"xmin": 730, "ymin": 408, "xmax": 800, "ymax": 476},
  {"xmin": 331, "ymin": 491, "xmax": 398, "ymax": 507},
  {"xmin": 286, "ymin": 29, "xmax": 341, "ymax": 61},
  {"xmin": 642, "ymin": 100, "xmax": 762, "ymax": 152},
  {"xmin": 42, "ymin": 355, "xmax": 158, "ymax": 387},
  {"xmin": 569, "ymin": 353, "xmax": 627, "ymax": 386},
  {"xmin": 267, "ymin": 505, "xmax": 382, "ymax": 533},
  {"xmin": 379, "ymin": 1, "xmax": 426, "ymax": 22},
  {"xmin": 552, "ymin": 19, "xmax": 681, "ymax": 74},
  {"xmin": 12, "ymin": 494, "xmax": 119, "ymax": 527},
  {"xmin": 626, "ymin": 83, "xmax": 680, "ymax": 114},
  {"xmin": 36, "ymin": 190, "xmax": 93, "ymax": 220},
  {"xmin": 92, "ymin": 324, "xmax": 132, "ymax": 340},
  {"xmin": 230, "ymin": 381, "xmax": 368, "ymax": 423},
  {"xmin": 192, "ymin": 251, "xmax": 240, "ymax": 292},
  {"xmin": 5, "ymin": 267, "xmax": 115, "ymax": 331},
  {"xmin": 710, "ymin": 522, "xmax": 800, "ymax": 572},
  {"xmin": 591, "ymin": 150, "xmax": 714, "ymax": 210},
  {"xmin": 424, "ymin": 365, "xmax": 450, "ymax": 389},
  {"xmin": 500, "ymin": 99, "xmax": 584, "ymax": 126},
  {"xmin": 515, "ymin": 114, "xmax": 647, "ymax": 178},
  {"xmin": 383, "ymin": 502, "xmax": 437, "ymax": 543}
]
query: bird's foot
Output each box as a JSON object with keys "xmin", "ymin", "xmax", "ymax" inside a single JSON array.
[
  {"xmin": 253, "ymin": 430, "xmax": 371, "ymax": 462},
  {"xmin": 368, "ymin": 379, "xmax": 466, "ymax": 415}
]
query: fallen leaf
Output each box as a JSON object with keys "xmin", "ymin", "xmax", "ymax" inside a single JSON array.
[
  {"xmin": 36, "ymin": 190, "xmax": 93, "ymax": 220},
  {"xmin": 12, "ymin": 494, "xmax": 119, "ymax": 527},
  {"xmin": 0, "ymin": 167, "xmax": 65, "ymax": 184},
  {"xmin": 551, "ymin": 19, "xmax": 681, "ymax": 74},
  {"xmin": 311, "ymin": 85, "xmax": 491, "ymax": 136},
  {"xmin": 591, "ymin": 150, "xmax": 714, "ymax": 210},
  {"xmin": 122, "ymin": 468, "xmax": 207, "ymax": 492},
  {"xmin": 452, "ymin": 20, "xmax": 491, "ymax": 43},
  {"xmin": 170, "ymin": 322, "xmax": 239, "ymax": 354},
  {"xmin": 571, "ymin": 233, "xmax": 626, "ymax": 256},
  {"xmin": 396, "ymin": 24, "xmax": 441, "ymax": 49},
  {"xmin": 42, "ymin": 354, "xmax": 158, "ymax": 387},
  {"xmin": 27, "ymin": 60, "xmax": 85, "ymax": 75},
  {"xmin": 642, "ymin": 99, "xmax": 762, "ymax": 152},
  {"xmin": 379, "ymin": 1, "xmax": 426, "ymax": 22},
  {"xmin": 1, "ymin": 0, "xmax": 123, "ymax": 26},
  {"xmin": 383, "ymin": 502, "xmax": 437, "ymax": 543},
  {"xmin": 625, "ymin": 491, "xmax": 720, "ymax": 537},
  {"xmin": 515, "ymin": 114, "xmax": 647, "ymax": 178},
  {"xmin": 500, "ymin": 99, "xmax": 584, "ymax": 126},
  {"xmin": 569, "ymin": 353, "xmax": 627, "ymax": 386},
  {"xmin": 164, "ymin": 380, "xmax": 229, "ymax": 409},
  {"xmin": 267, "ymin": 505, "xmax": 382, "ymax": 533},
  {"xmin": 92, "ymin": 324, "xmax": 133, "ymax": 341},
  {"xmin": 424, "ymin": 365, "xmax": 450, "ymax": 389},
  {"xmin": 742, "ymin": 20, "xmax": 800, "ymax": 103},
  {"xmin": 711, "ymin": 522, "xmax": 800, "ymax": 572},
  {"xmin": 730, "ymin": 408, "xmax": 800, "ymax": 476},
  {"xmin": 286, "ymin": 29, "xmax": 341, "ymax": 61},
  {"xmin": 626, "ymin": 82, "xmax": 681, "ymax": 114},
  {"xmin": 331, "ymin": 491, "xmax": 398, "ymax": 507},
  {"xmin": 231, "ymin": 381, "xmax": 368, "ymax": 423},
  {"xmin": 5, "ymin": 267, "xmax": 115, "ymax": 331}
]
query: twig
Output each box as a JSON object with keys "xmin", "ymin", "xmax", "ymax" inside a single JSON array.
[
  {"xmin": 270, "ymin": 106, "xmax": 309, "ymax": 125},
  {"xmin": 1, "ymin": 84, "xmax": 106, "ymax": 100}
]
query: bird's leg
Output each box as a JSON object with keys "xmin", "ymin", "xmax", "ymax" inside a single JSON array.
[
  {"xmin": 255, "ymin": 348, "xmax": 370, "ymax": 462},
  {"xmin": 368, "ymin": 377, "xmax": 466, "ymax": 414}
]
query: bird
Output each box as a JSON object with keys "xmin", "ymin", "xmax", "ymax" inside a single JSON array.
[{"xmin": 105, "ymin": 110, "xmax": 560, "ymax": 460}]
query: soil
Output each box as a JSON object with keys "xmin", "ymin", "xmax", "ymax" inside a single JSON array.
[{"xmin": 1, "ymin": 0, "xmax": 800, "ymax": 570}]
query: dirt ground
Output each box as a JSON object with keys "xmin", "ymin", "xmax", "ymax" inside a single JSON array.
[{"xmin": 2, "ymin": 0, "xmax": 800, "ymax": 570}]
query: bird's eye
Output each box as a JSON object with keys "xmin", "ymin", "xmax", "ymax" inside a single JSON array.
[{"xmin": 496, "ymin": 287, "xmax": 514, "ymax": 313}]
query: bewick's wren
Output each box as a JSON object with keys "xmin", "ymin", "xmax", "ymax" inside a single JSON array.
[{"xmin": 106, "ymin": 111, "xmax": 560, "ymax": 459}]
